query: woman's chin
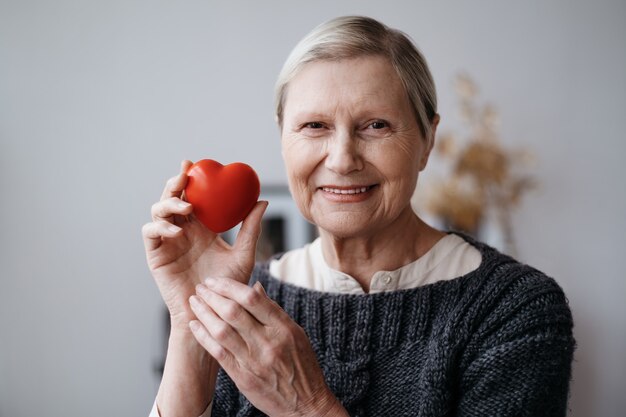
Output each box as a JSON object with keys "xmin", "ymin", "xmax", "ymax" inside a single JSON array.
[{"xmin": 314, "ymin": 212, "xmax": 380, "ymax": 239}]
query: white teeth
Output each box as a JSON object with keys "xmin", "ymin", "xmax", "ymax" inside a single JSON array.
[{"xmin": 322, "ymin": 186, "xmax": 370, "ymax": 194}]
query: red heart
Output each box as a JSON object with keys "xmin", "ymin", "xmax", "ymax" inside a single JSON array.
[{"xmin": 184, "ymin": 159, "xmax": 260, "ymax": 233}]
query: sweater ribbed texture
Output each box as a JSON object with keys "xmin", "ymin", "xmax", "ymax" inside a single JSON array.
[{"xmin": 212, "ymin": 235, "xmax": 575, "ymax": 416}]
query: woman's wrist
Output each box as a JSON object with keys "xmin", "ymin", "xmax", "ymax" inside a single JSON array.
[
  {"xmin": 157, "ymin": 322, "xmax": 219, "ymax": 417},
  {"xmin": 168, "ymin": 300, "xmax": 197, "ymax": 331},
  {"xmin": 168, "ymin": 322, "xmax": 210, "ymax": 356},
  {"xmin": 292, "ymin": 387, "xmax": 348, "ymax": 417},
  {"xmin": 169, "ymin": 317, "xmax": 195, "ymax": 335},
  {"xmin": 166, "ymin": 323, "xmax": 216, "ymax": 381},
  {"xmin": 316, "ymin": 395, "xmax": 349, "ymax": 417}
]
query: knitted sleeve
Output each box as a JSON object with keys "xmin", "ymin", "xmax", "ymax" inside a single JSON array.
[{"xmin": 457, "ymin": 270, "xmax": 576, "ymax": 417}]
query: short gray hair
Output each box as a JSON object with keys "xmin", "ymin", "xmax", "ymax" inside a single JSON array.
[{"xmin": 275, "ymin": 16, "xmax": 438, "ymax": 140}]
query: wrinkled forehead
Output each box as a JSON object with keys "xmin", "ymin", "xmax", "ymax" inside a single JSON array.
[{"xmin": 282, "ymin": 56, "xmax": 410, "ymax": 121}]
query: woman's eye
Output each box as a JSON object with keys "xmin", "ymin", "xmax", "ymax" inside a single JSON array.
[
  {"xmin": 369, "ymin": 121, "xmax": 388, "ymax": 129},
  {"xmin": 304, "ymin": 122, "xmax": 324, "ymax": 129}
]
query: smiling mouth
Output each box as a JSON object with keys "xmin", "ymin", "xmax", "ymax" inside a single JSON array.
[{"xmin": 319, "ymin": 185, "xmax": 377, "ymax": 195}]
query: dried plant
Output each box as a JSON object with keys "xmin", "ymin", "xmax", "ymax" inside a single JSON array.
[{"xmin": 417, "ymin": 73, "xmax": 537, "ymax": 255}]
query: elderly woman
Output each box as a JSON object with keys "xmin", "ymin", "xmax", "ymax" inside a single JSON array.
[{"xmin": 143, "ymin": 16, "xmax": 575, "ymax": 417}]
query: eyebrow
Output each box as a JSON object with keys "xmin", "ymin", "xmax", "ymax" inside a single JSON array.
[
  {"xmin": 290, "ymin": 112, "xmax": 331, "ymax": 122},
  {"xmin": 291, "ymin": 107, "xmax": 399, "ymax": 122}
]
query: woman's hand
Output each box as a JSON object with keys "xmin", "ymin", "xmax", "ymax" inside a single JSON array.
[
  {"xmin": 142, "ymin": 160, "xmax": 268, "ymax": 329},
  {"xmin": 188, "ymin": 277, "xmax": 349, "ymax": 417}
]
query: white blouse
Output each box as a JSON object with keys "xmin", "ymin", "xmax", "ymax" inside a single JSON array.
[
  {"xmin": 150, "ymin": 233, "xmax": 482, "ymax": 417},
  {"xmin": 269, "ymin": 233, "xmax": 481, "ymax": 293}
]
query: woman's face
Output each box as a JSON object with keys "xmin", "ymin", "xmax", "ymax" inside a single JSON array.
[{"xmin": 281, "ymin": 55, "xmax": 435, "ymax": 239}]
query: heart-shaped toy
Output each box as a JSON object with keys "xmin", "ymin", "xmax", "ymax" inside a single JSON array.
[{"xmin": 184, "ymin": 159, "xmax": 260, "ymax": 233}]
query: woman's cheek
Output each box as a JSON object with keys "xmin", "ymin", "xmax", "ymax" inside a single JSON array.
[
  {"xmin": 282, "ymin": 139, "xmax": 319, "ymax": 217},
  {"xmin": 284, "ymin": 142, "xmax": 308, "ymax": 181},
  {"xmin": 286, "ymin": 139, "xmax": 324, "ymax": 174},
  {"xmin": 377, "ymin": 139, "xmax": 421, "ymax": 178}
]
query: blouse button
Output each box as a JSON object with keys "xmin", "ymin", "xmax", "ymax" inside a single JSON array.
[{"xmin": 383, "ymin": 274, "xmax": 392, "ymax": 285}]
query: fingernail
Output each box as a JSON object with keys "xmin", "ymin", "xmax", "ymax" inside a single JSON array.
[
  {"xmin": 254, "ymin": 281, "xmax": 266, "ymax": 294},
  {"xmin": 204, "ymin": 277, "xmax": 216, "ymax": 286},
  {"xmin": 168, "ymin": 225, "xmax": 182, "ymax": 233},
  {"xmin": 178, "ymin": 202, "xmax": 190, "ymax": 208},
  {"xmin": 189, "ymin": 295, "xmax": 200, "ymax": 306},
  {"xmin": 189, "ymin": 320, "xmax": 201, "ymax": 332}
]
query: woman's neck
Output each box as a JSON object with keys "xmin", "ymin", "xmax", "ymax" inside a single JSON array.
[{"xmin": 318, "ymin": 208, "xmax": 445, "ymax": 293}]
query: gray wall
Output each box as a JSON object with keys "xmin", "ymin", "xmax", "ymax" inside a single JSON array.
[{"xmin": 1, "ymin": 1, "xmax": 624, "ymax": 416}]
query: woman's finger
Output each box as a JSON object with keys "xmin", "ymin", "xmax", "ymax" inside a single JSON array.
[
  {"xmin": 160, "ymin": 160, "xmax": 193, "ymax": 201},
  {"xmin": 196, "ymin": 284, "xmax": 263, "ymax": 339},
  {"xmin": 234, "ymin": 200, "xmax": 268, "ymax": 253},
  {"xmin": 202, "ymin": 277, "xmax": 285, "ymax": 326},
  {"xmin": 189, "ymin": 295, "xmax": 250, "ymax": 359},
  {"xmin": 189, "ymin": 320, "xmax": 229, "ymax": 362},
  {"xmin": 142, "ymin": 220, "xmax": 183, "ymax": 251},
  {"xmin": 189, "ymin": 320, "xmax": 246, "ymax": 388},
  {"xmin": 151, "ymin": 197, "xmax": 193, "ymax": 221}
]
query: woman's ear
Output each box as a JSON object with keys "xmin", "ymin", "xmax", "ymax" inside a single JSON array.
[{"xmin": 419, "ymin": 114, "xmax": 440, "ymax": 171}]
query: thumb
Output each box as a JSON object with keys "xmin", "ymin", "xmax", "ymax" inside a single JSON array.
[{"xmin": 234, "ymin": 200, "xmax": 268, "ymax": 254}]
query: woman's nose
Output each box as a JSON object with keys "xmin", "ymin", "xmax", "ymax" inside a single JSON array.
[{"xmin": 324, "ymin": 131, "xmax": 363, "ymax": 174}]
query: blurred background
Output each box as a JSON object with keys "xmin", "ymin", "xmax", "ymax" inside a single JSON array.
[{"xmin": 1, "ymin": 0, "xmax": 624, "ymax": 416}]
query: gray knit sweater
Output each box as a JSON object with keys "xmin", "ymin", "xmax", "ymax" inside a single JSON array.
[{"xmin": 212, "ymin": 236, "xmax": 575, "ymax": 416}]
